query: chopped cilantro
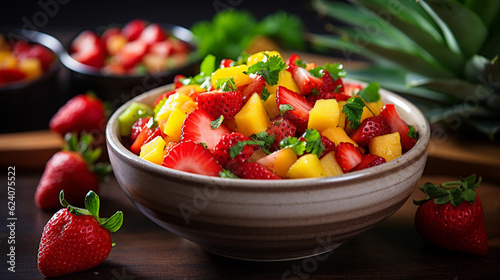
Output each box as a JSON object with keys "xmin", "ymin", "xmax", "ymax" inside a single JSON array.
[
  {"xmin": 279, "ymin": 129, "xmax": 325, "ymax": 158},
  {"xmin": 230, "ymin": 140, "xmax": 265, "ymax": 158},
  {"xmin": 333, "ymin": 84, "xmax": 342, "ymax": 93},
  {"xmin": 279, "ymin": 104, "xmax": 294, "ymax": 116},
  {"xmin": 280, "ymin": 137, "xmax": 306, "ymax": 156},
  {"xmin": 251, "ymin": 132, "xmax": 276, "ymax": 154},
  {"xmin": 215, "ymin": 77, "xmax": 237, "ymax": 92},
  {"xmin": 308, "ymin": 67, "xmax": 325, "ymax": 78},
  {"xmin": 358, "ymin": 82, "xmax": 381, "ymax": 102},
  {"xmin": 311, "ymin": 88, "xmax": 320, "ymax": 96},
  {"xmin": 220, "ymin": 169, "xmax": 239, "ymax": 178},
  {"xmin": 179, "ymin": 54, "xmax": 216, "ymax": 88},
  {"xmin": 210, "ymin": 115, "xmax": 224, "ymax": 129},
  {"xmin": 294, "ymin": 59, "xmax": 307, "ymax": 68},
  {"xmin": 408, "ymin": 125, "xmax": 419, "ymax": 139},
  {"xmin": 200, "ymin": 142, "xmax": 208, "ymax": 149},
  {"xmin": 261, "ymin": 87, "xmax": 271, "ymax": 101},
  {"xmin": 323, "ymin": 62, "xmax": 347, "ymax": 80},
  {"xmin": 244, "ymin": 54, "xmax": 285, "ymax": 86},
  {"xmin": 343, "ymin": 97, "xmax": 373, "ymax": 129}
]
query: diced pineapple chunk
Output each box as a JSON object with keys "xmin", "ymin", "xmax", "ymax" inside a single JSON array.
[
  {"xmin": 234, "ymin": 92, "xmax": 270, "ymax": 137},
  {"xmin": 286, "ymin": 154, "xmax": 327, "ymax": 179},
  {"xmin": 18, "ymin": 58, "xmax": 42, "ymax": 80},
  {"xmin": 264, "ymin": 93, "xmax": 280, "ymax": 119},
  {"xmin": 211, "ymin": 65, "xmax": 251, "ymax": 87},
  {"xmin": 320, "ymin": 151, "xmax": 344, "ymax": 176},
  {"xmin": 369, "ymin": 132, "xmax": 402, "ymax": 161},
  {"xmin": 246, "ymin": 50, "xmax": 282, "ymax": 66},
  {"xmin": 321, "ymin": 127, "xmax": 358, "ymax": 147},
  {"xmin": 139, "ymin": 136, "xmax": 166, "ymax": 165},
  {"xmin": 308, "ymin": 99, "xmax": 340, "ymax": 132},
  {"xmin": 256, "ymin": 148, "xmax": 298, "ymax": 178}
]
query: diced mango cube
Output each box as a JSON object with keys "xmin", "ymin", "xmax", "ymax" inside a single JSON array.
[
  {"xmin": 176, "ymin": 84, "xmax": 206, "ymax": 99},
  {"xmin": 139, "ymin": 136, "xmax": 166, "ymax": 165},
  {"xmin": 337, "ymin": 101, "xmax": 347, "ymax": 129},
  {"xmin": 320, "ymin": 151, "xmax": 344, "ymax": 177},
  {"xmin": 211, "ymin": 65, "xmax": 251, "ymax": 87},
  {"xmin": 367, "ymin": 100, "xmax": 384, "ymax": 116},
  {"xmin": 265, "ymin": 70, "xmax": 300, "ymax": 95},
  {"xmin": 234, "ymin": 92, "xmax": 270, "ymax": 137},
  {"xmin": 163, "ymin": 106, "xmax": 192, "ymax": 142},
  {"xmin": 286, "ymin": 154, "xmax": 327, "ymax": 179},
  {"xmin": 256, "ymin": 148, "xmax": 298, "ymax": 178},
  {"xmin": 264, "ymin": 93, "xmax": 280, "ymax": 119},
  {"xmin": 322, "ymin": 127, "xmax": 358, "ymax": 147},
  {"xmin": 246, "ymin": 50, "xmax": 282, "ymax": 66},
  {"xmin": 156, "ymin": 93, "xmax": 193, "ymax": 122},
  {"xmin": 106, "ymin": 34, "xmax": 127, "ymax": 55},
  {"xmin": 369, "ymin": 132, "xmax": 402, "ymax": 161},
  {"xmin": 18, "ymin": 58, "xmax": 42, "ymax": 80},
  {"xmin": 308, "ymin": 99, "xmax": 340, "ymax": 132},
  {"xmin": 0, "ymin": 54, "xmax": 17, "ymax": 69}
]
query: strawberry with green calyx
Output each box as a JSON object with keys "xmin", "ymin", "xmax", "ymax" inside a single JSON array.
[
  {"xmin": 413, "ymin": 174, "xmax": 489, "ymax": 256},
  {"xmin": 35, "ymin": 133, "xmax": 111, "ymax": 210},
  {"xmin": 38, "ymin": 190, "xmax": 123, "ymax": 277}
]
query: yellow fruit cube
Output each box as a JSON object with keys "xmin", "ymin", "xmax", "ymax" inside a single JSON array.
[
  {"xmin": 246, "ymin": 50, "xmax": 282, "ymax": 66},
  {"xmin": 234, "ymin": 92, "xmax": 270, "ymax": 137},
  {"xmin": 176, "ymin": 84, "xmax": 206, "ymax": 98},
  {"xmin": 367, "ymin": 100, "xmax": 384, "ymax": 116},
  {"xmin": 320, "ymin": 151, "xmax": 344, "ymax": 176},
  {"xmin": 139, "ymin": 136, "xmax": 166, "ymax": 165},
  {"xmin": 321, "ymin": 127, "xmax": 358, "ymax": 147},
  {"xmin": 286, "ymin": 154, "xmax": 327, "ymax": 179},
  {"xmin": 0, "ymin": 54, "xmax": 17, "ymax": 69},
  {"xmin": 106, "ymin": 34, "xmax": 127, "ymax": 55},
  {"xmin": 163, "ymin": 107, "xmax": 192, "ymax": 142},
  {"xmin": 369, "ymin": 132, "xmax": 402, "ymax": 161},
  {"xmin": 265, "ymin": 70, "xmax": 300, "ymax": 95},
  {"xmin": 337, "ymin": 101, "xmax": 347, "ymax": 129},
  {"xmin": 18, "ymin": 58, "xmax": 42, "ymax": 80},
  {"xmin": 264, "ymin": 93, "xmax": 280, "ymax": 119},
  {"xmin": 156, "ymin": 93, "xmax": 193, "ymax": 122},
  {"xmin": 256, "ymin": 148, "xmax": 298, "ymax": 178},
  {"xmin": 308, "ymin": 99, "xmax": 340, "ymax": 132},
  {"xmin": 211, "ymin": 65, "xmax": 251, "ymax": 87}
]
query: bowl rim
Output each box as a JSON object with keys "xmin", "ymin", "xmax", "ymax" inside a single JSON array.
[
  {"xmin": 60, "ymin": 23, "xmax": 197, "ymax": 79},
  {"xmin": 106, "ymin": 80, "xmax": 430, "ymax": 189},
  {"xmin": 0, "ymin": 28, "xmax": 61, "ymax": 91}
]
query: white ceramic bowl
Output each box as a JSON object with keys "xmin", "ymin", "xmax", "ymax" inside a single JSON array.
[{"xmin": 106, "ymin": 82, "xmax": 430, "ymax": 261}]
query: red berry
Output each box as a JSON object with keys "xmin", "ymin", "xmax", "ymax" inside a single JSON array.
[
  {"xmin": 266, "ymin": 116, "xmax": 297, "ymax": 151},
  {"xmin": 213, "ymin": 132, "xmax": 255, "ymax": 169},
  {"xmin": 335, "ymin": 142, "xmax": 363, "ymax": 172},
  {"xmin": 351, "ymin": 154, "xmax": 386, "ymax": 171},
  {"xmin": 180, "ymin": 109, "xmax": 231, "ymax": 151},
  {"xmin": 380, "ymin": 104, "xmax": 417, "ymax": 152},
  {"xmin": 350, "ymin": 115, "xmax": 392, "ymax": 146},
  {"xmin": 276, "ymin": 86, "xmax": 313, "ymax": 130},
  {"xmin": 196, "ymin": 90, "xmax": 243, "ymax": 120},
  {"xmin": 162, "ymin": 141, "xmax": 223, "ymax": 176},
  {"xmin": 232, "ymin": 162, "xmax": 281, "ymax": 180}
]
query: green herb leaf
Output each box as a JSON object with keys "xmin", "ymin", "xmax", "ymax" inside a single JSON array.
[
  {"xmin": 230, "ymin": 140, "xmax": 265, "ymax": 158},
  {"xmin": 179, "ymin": 54, "xmax": 216, "ymax": 87},
  {"xmin": 323, "ymin": 62, "xmax": 347, "ymax": 80},
  {"xmin": 302, "ymin": 129, "xmax": 325, "ymax": 158},
  {"xmin": 279, "ymin": 104, "xmax": 295, "ymax": 116},
  {"xmin": 357, "ymin": 82, "xmax": 381, "ymax": 102},
  {"xmin": 200, "ymin": 142, "xmax": 208, "ymax": 149},
  {"xmin": 261, "ymin": 87, "xmax": 271, "ymax": 101},
  {"xmin": 311, "ymin": 88, "xmax": 320, "ymax": 96},
  {"xmin": 280, "ymin": 136, "xmax": 306, "ymax": 156},
  {"xmin": 244, "ymin": 54, "xmax": 286, "ymax": 86},
  {"xmin": 251, "ymin": 132, "xmax": 276, "ymax": 154},
  {"xmin": 220, "ymin": 169, "xmax": 239, "ymax": 178},
  {"xmin": 343, "ymin": 97, "xmax": 367, "ymax": 129},
  {"xmin": 295, "ymin": 59, "xmax": 307, "ymax": 68},
  {"xmin": 408, "ymin": 125, "xmax": 419, "ymax": 139},
  {"xmin": 308, "ymin": 67, "xmax": 325, "ymax": 78},
  {"xmin": 210, "ymin": 115, "xmax": 224, "ymax": 129},
  {"xmin": 215, "ymin": 77, "xmax": 237, "ymax": 92}
]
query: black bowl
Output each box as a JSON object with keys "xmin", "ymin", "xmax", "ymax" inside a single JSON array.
[
  {"xmin": 0, "ymin": 29, "xmax": 63, "ymax": 133},
  {"xmin": 60, "ymin": 24, "xmax": 199, "ymax": 111}
]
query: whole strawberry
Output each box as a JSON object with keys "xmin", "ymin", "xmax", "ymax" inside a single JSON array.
[
  {"xmin": 38, "ymin": 191, "xmax": 123, "ymax": 277},
  {"xmin": 35, "ymin": 134, "xmax": 111, "ymax": 210},
  {"xmin": 414, "ymin": 174, "xmax": 488, "ymax": 256},
  {"xmin": 50, "ymin": 93, "xmax": 107, "ymax": 136}
]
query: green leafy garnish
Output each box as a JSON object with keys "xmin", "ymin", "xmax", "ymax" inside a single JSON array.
[
  {"xmin": 210, "ymin": 115, "xmax": 224, "ymax": 129},
  {"xmin": 215, "ymin": 77, "xmax": 237, "ymax": 92},
  {"xmin": 244, "ymin": 54, "xmax": 286, "ymax": 86},
  {"xmin": 343, "ymin": 97, "xmax": 374, "ymax": 129},
  {"xmin": 219, "ymin": 169, "xmax": 239, "ymax": 178},
  {"xmin": 251, "ymin": 132, "xmax": 276, "ymax": 154},
  {"xmin": 280, "ymin": 129, "xmax": 325, "ymax": 158},
  {"xmin": 408, "ymin": 125, "xmax": 419, "ymax": 139},
  {"xmin": 294, "ymin": 59, "xmax": 307, "ymax": 68},
  {"xmin": 230, "ymin": 140, "xmax": 265, "ymax": 158},
  {"xmin": 261, "ymin": 87, "xmax": 271, "ymax": 101},
  {"xmin": 357, "ymin": 82, "xmax": 381, "ymax": 102},
  {"xmin": 323, "ymin": 62, "xmax": 347, "ymax": 80},
  {"xmin": 154, "ymin": 97, "xmax": 167, "ymax": 118},
  {"xmin": 179, "ymin": 54, "xmax": 216, "ymax": 89},
  {"xmin": 413, "ymin": 174, "xmax": 482, "ymax": 207},
  {"xmin": 279, "ymin": 104, "xmax": 295, "ymax": 116},
  {"xmin": 308, "ymin": 66, "xmax": 325, "ymax": 78},
  {"xmin": 311, "ymin": 88, "xmax": 320, "ymax": 96}
]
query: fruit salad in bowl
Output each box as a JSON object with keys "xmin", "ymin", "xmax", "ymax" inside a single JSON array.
[{"xmin": 106, "ymin": 50, "xmax": 430, "ymax": 260}]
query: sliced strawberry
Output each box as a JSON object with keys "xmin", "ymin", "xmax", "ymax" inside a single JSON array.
[
  {"xmin": 380, "ymin": 104, "xmax": 417, "ymax": 152},
  {"xmin": 266, "ymin": 116, "xmax": 297, "ymax": 151},
  {"xmin": 240, "ymin": 74, "xmax": 266, "ymax": 102},
  {"xmin": 122, "ymin": 19, "xmax": 146, "ymax": 41},
  {"xmin": 153, "ymin": 90, "xmax": 176, "ymax": 106},
  {"xmin": 213, "ymin": 132, "xmax": 255, "ymax": 169},
  {"xmin": 12, "ymin": 40, "xmax": 31, "ymax": 55},
  {"xmin": 130, "ymin": 117, "xmax": 152, "ymax": 142},
  {"xmin": 150, "ymin": 40, "xmax": 173, "ymax": 57},
  {"xmin": 162, "ymin": 141, "xmax": 222, "ymax": 177},
  {"xmin": 350, "ymin": 115, "xmax": 392, "ymax": 147},
  {"xmin": 219, "ymin": 58, "xmax": 234, "ymax": 68},
  {"xmin": 343, "ymin": 82, "xmax": 363, "ymax": 96},
  {"xmin": 276, "ymin": 86, "xmax": 313, "ymax": 129},
  {"xmin": 351, "ymin": 154, "xmax": 386, "ymax": 171},
  {"xmin": 286, "ymin": 54, "xmax": 324, "ymax": 95},
  {"xmin": 130, "ymin": 124, "xmax": 160, "ymax": 155},
  {"xmin": 180, "ymin": 109, "xmax": 231, "ymax": 151},
  {"xmin": 232, "ymin": 162, "xmax": 281, "ymax": 180},
  {"xmin": 71, "ymin": 31, "xmax": 101, "ymax": 53},
  {"xmin": 196, "ymin": 90, "xmax": 243, "ymax": 120},
  {"xmin": 116, "ymin": 40, "xmax": 148, "ymax": 70},
  {"xmin": 100, "ymin": 27, "xmax": 121, "ymax": 51},
  {"xmin": 320, "ymin": 135, "xmax": 335, "ymax": 157},
  {"xmin": 138, "ymin": 23, "xmax": 166, "ymax": 46},
  {"xmin": 307, "ymin": 71, "xmax": 348, "ymax": 104},
  {"xmin": 16, "ymin": 44, "xmax": 55, "ymax": 71},
  {"xmin": 0, "ymin": 68, "xmax": 26, "ymax": 84},
  {"xmin": 71, "ymin": 31, "xmax": 105, "ymax": 68},
  {"xmin": 335, "ymin": 142, "xmax": 363, "ymax": 172}
]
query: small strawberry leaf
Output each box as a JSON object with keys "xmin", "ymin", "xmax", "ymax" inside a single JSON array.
[
  {"xmin": 84, "ymin": 191, "xmax": 100, "ymax": 222},
  {"xmin": 414, "ymin": 174, "xmax": 482, "ymax": 206},
  {"xmin": 100, "ymin": 211, "xmax": 124, "ymax": 233},
  {"xmin": 59, "ymin": 190, "xmax": 91, "ymax": 216}
]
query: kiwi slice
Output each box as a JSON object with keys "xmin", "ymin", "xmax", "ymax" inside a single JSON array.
[{"xmin": 118, "ymin": 102, "xmax": 154, "ymax": 136}]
